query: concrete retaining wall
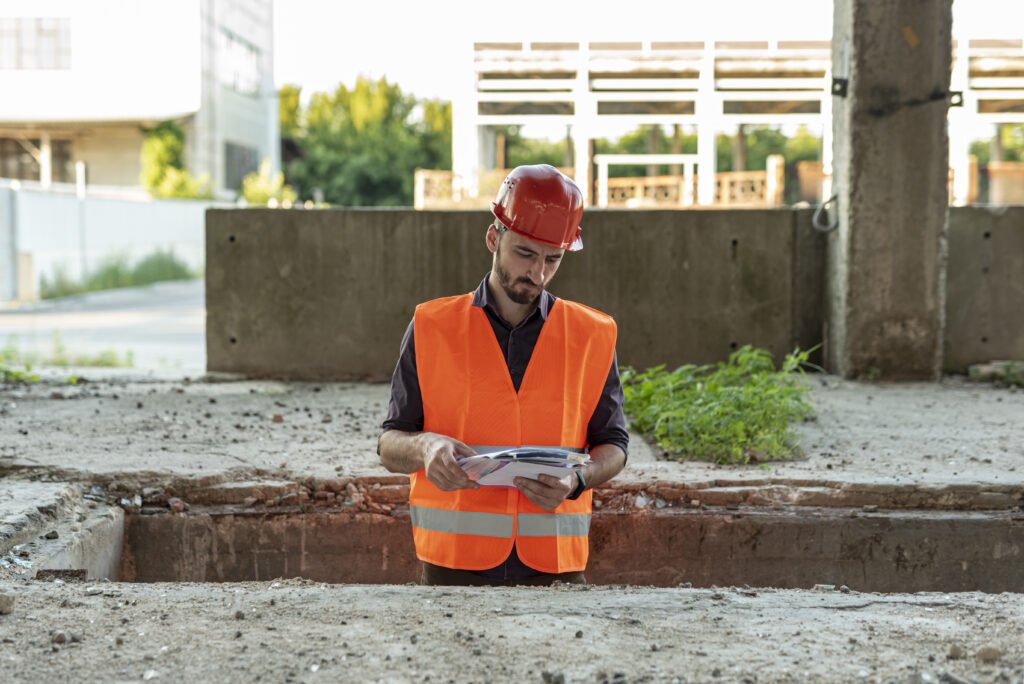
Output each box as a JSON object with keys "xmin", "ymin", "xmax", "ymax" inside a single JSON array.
[
  {"xmin": 945, "ymin": 206, "xmax": 1024, "ymax": 371},
  {"xmin": 205, "ymin": 206, "xmax": 1021, "ymax": 379},
  {"xmin": 206, "ymin": 208, "xmax": 825, "ymax": 379}
]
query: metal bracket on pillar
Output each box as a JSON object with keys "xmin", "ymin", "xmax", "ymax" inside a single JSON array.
[
  {"xmin": 831, "ymin": 78, "xmax": 849, "ymax": 98},
  {"xmin": 812, "ymin": 194, "xmax": 840, "ymax": 233},
  {"xmin": 948, "ymin": 91, "xmax": 964, "ymax": 107}
]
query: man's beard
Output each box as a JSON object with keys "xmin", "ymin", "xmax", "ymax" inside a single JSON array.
[{"xmin": 495, "ymin": 245, "xmax": 542, "ymax": 306}]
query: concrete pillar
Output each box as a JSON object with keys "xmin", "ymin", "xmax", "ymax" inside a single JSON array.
[
  {"xmin": 696, "ymin": 40, "xmax": 717, "ymax": 205},
  {"xmin": 572, "ymin": 123, "xmax": 591, "ymax": 205},
  {"xmin": 40, "ymin": 133, "xmax": 52, "ymax": 188},
  {"xmin": 451, "ymin": 98, "xmax": 478, "ymax": 199},
  {"xmin": 948, "ymin": 3, "xmax": 971, "ymax": 206},
  {"xmin": 0, "ymin": 187, "xmax": 16, "ymax": 302},
  {"xmin": 827, "ymin": 0, "xmax": 952, "ymax": 380}
]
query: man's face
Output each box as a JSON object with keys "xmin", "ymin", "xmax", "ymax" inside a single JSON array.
[{"xmin": 489, "ymin": 225, "xmax": 566, "ymax": 306}]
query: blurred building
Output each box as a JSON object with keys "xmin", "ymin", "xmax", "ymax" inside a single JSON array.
[
  {"xmin": 0, "ymin": 0, "xmax": 278, "ymax": 197},
  {"xmin": 434, "ymin": 24, "xmax": 1024, "ymax": 209}
]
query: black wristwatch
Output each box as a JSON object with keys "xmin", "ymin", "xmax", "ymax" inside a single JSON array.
[{"xmin": 566, "ymin": 469, "xmax": 588, "ymax": 500}]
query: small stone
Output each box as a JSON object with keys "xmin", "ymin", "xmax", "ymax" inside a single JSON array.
[
  {"xmin": 271, "ymin": 414, "xmax": 284, "ymax": 423},
  {"xmin": 0, "ymin": 594, "xmax": 14, "ymax": 615},
  {"xmin": 975, "ymin": 646, "xmax": 1002, "ymax": 663},
  {"xmin": 116, "ymin": 636, "xmax": 124, "ymax": 646},
  {"xmin": 50, "ymin": 630, "xmax": 69, "ymax": 645},
  {"xmin": 711, "ymin": 668, "xmax": 722, "ymax": 678},
  {"xmin": 472, "ymin": 647, "xmax": 481, "ymax": 656},
  {"xmin": 410, "ymin": 634, "xmax": 417, "ymax": 644},
  {"xmin": 947, "ymin": 643, "xmax": 965, "ymax": 660},
  {"xmin": 168, "ymin": 498, "xmax": 186, "ymax": 513},
  {"xmin": 234, "ymin": 610, "xmax": 245, "ymax": 620},
  {"xmin": 651, "ymin": 643, "xmax": 661, "ymax": 652},
  {"xmin": 541, "ymin": 671, "xmax": 565, "ymax": 684},
  {"xmin": 142, "ymin": 670, "xmax": 158, "ymax": 681},
  {"xmin": 44, "ymin": 530, "xmax": 59, "ymax": 540},
  {"xmin": 840, "ymin": 585, "xmax": 851, "ymax": 593},
  {"xmin": 575, "ymin": 630, "xmax": 583, "ymax": 639}
]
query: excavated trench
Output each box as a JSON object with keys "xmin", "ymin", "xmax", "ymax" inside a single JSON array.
[
  {"xmin": 20, "ymin": 480, "xmax": 1024, "ymax": 592},
  {"xmin": 110, "ymin": 492, "xmax": 1024, "ymax": 592}
]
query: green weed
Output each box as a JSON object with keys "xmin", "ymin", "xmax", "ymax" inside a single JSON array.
[
  {"xmin": 1, "ymin": 333, "xmax": 133, "ymax": 372},
  {"xmin": 39, "ymin": 249, "xmax": 198, "ymax": 300},
  {"xmin": 623, "ymin": 345, "xmax": 816, "ymax": 465}
]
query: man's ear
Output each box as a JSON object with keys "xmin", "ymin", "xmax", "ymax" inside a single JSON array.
[{"xmin": 485, "ymin": 225, "xmax": 499, "ymax": 254}]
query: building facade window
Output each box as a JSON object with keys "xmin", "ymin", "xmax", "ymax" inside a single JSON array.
[
  {"xmin": 0, "ymin": 18, "xmax": 72, "ymax": 70},
  {"xmin": 224, "ymin": 141, "xmax": 259, "ymax": 190},
  {"xmin": 0, "ymin": 138, "xmax": 74, "ymax": 182},
  {"xmin": 217, "ymin": 28, "xmax": 261, "ymax": 95}
]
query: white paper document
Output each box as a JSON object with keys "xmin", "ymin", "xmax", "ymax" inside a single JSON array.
[{"xmin": 458, "ymin": 447, "xmax": 589, "ymax": 488}]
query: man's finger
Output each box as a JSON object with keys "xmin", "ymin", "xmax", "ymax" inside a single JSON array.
[
  {"xmin": 441, "ymin": 452, "xmax": 478, "ymax": 489},
  {"xmin": 452, "ymin": 440, "xmax": 477, "ymax": 458}
]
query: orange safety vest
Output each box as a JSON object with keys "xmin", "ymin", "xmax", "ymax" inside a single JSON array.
[{"xmin": 409, "ymin": 292, "xmax": 617, "ymax": 574}]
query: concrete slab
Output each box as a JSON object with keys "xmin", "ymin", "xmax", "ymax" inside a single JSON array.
[{"xmin": 0, "ymin": 580, "xmax": 1021, "ymax": 683}]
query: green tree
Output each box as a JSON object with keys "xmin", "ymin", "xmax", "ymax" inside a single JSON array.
[
  {"xmin": 140, "ymin": 120, "xmax": 211, "ymax": 199},
  {"xmin": 242, "ymin": 159, "xmax": 298, "ymax": 206},
  {"xmin": 970, "ymin": 124, "xmax": 1024, "ymax": 164},
  {"xmin": 593, "ymin": 126, "xmax": 698, "ymax": 176},
  {"xmin": 279, "ymin": 84, "xmax": 302, "ymax": 140},
  {"xmin": 284, "ymin": 77, "xmax": 451, "ymax": 206},
  {"xmin": 140, "ymin": 121, "xmax": 185, "ymax": 190}
]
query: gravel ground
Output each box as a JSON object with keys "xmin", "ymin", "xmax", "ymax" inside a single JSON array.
[{"xmin": 1, "ymin": 579, "xmax": 1022, "ymax": 684}]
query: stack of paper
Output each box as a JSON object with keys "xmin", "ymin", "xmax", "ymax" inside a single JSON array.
[{"xmin": 458, "ymin": 447, "xmax": 589, "ymax": 488}]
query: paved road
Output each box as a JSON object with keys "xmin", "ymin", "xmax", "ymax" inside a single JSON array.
[{"xmin": 0, "ymin": 279, "xmax": 204, "ymax": 373}]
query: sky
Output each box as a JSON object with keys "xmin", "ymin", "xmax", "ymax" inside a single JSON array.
[
  {"xmin": 274, "ymin": 0, "xmax": 1024, "ymax": 141},
  {"xmin": 274, "ymin": 0, "xmax": 833, "ymax": 101},
  {"xmin": 274, "ymin": 0, "xmax": 1024, "ymax": 100}
]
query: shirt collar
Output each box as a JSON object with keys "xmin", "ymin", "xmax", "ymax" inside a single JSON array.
[{"xmin": 471, "ymin": 272, "xmax": 553, "ymax": 321}]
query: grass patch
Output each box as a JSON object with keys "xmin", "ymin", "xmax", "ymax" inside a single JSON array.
[
  {"xmin": 623, "ymin": 345, "xmax": 816, "ymax": 465},
  {"xmin": 2, "ymin": 333, "xmax": 133, "ymax": 372},
  {"xmin": 40, "ymin": 248, "xmax": 198, "ymax": 300}
]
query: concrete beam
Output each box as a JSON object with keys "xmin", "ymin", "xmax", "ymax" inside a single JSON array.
[{"xmin": 827, "ymin": 0, "xmax": 952, "ymax": 380}]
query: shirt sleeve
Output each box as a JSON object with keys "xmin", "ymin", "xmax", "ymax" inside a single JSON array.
[
  {"xmin": 381, "ymin": 319, "xmax": 425, "ymax": 433},
  {"xmin": 585, "ymin": 351, "xmax": 630, "ymax": 460}
]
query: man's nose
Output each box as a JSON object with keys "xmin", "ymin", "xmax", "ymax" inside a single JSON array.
[{"xmin": 528, "ymin": 256, "xmax": 549, "ymax": 284}]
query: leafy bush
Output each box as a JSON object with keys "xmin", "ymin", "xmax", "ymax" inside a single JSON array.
[
  {"xmin": 39, "ymin": 265, "xmax": 87, "ymax": 299},
  {"xmin": 623, "ymin": 346, "xmax": 815, "ymax": 465},
  {"xmin": 140, "ymin": 121, "xmax": 212, "ymax": 199},
  {"xmin": 129, "ymin": 249, "xmax": 194, "ymax": 285},
  {"xmin": 242, "ymin": 159, "xmax": 297, "ymax": 206},
  {"xmin": 39, "ymin": 249, "xmax": 197, "ymax": 299}
]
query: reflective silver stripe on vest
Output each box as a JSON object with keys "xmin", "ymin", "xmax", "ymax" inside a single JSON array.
[
  {"xmin": 410, "ymin": 505, "xmax": 514, "ymax": 538},
  {"xmin": 517, "ymin": 513, "xmax": 591, "ymax": 537}
]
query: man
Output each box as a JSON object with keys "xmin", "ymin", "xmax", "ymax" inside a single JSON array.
[{"xmin": 378, "ymin": 164, "xmax": 628, "ymax": 586}]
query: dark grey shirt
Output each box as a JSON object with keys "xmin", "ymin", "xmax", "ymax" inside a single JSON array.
[{"xmin": 382, "ymin": 274, "xmax": 629, "ymax": 455}]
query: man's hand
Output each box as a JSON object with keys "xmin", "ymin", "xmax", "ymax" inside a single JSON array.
[
  {"xmin": 514, "ymin": 472, "xmax": 578, "ymax": 511},
  {"xmin": 420, "ymin": 433, "xmax": 479, "ymax": 492}
]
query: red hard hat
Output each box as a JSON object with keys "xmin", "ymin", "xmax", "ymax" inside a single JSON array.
[{"xmin": 490, "ymin": 164, "xmax": 584, "ymax": 251}]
